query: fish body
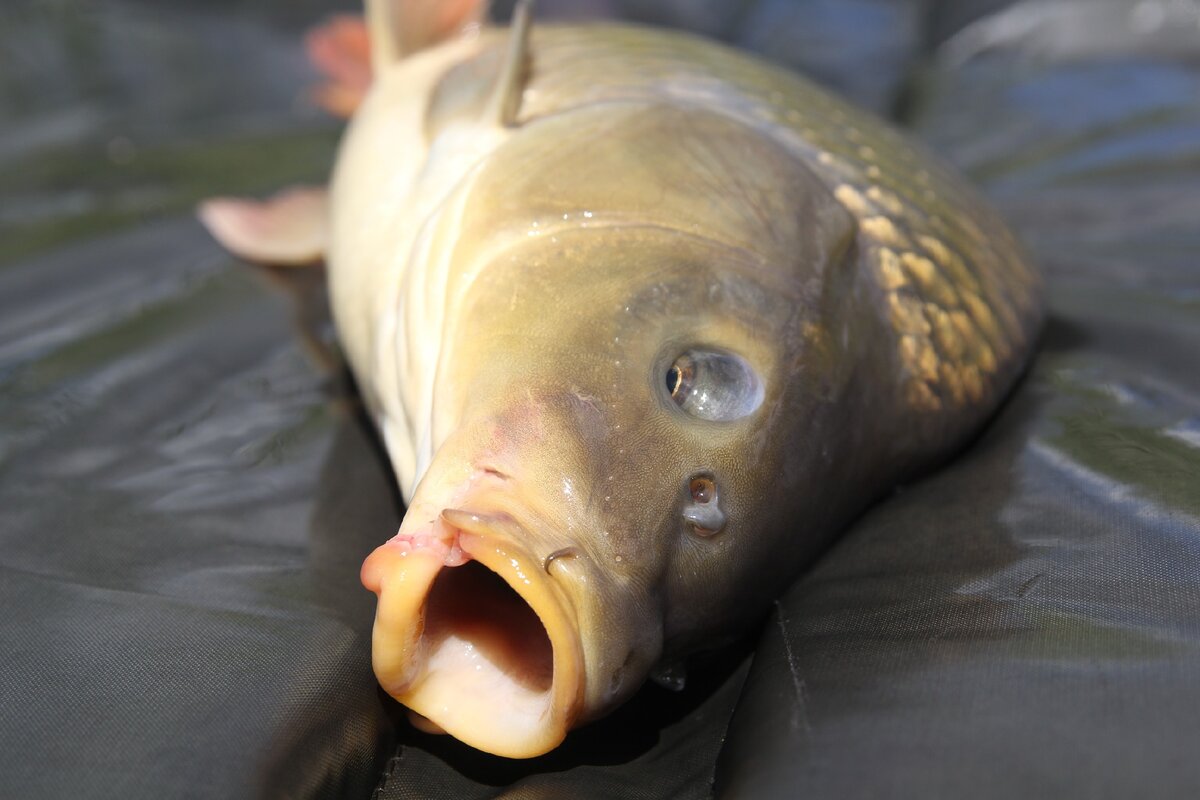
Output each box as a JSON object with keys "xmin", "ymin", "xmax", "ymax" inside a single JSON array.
[{"xmin": 207, "ymin": 2, "xmax": 1042, "ymax": 759}]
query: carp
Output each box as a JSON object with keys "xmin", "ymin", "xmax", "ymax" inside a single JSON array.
[{"xmin": 201, "ymin": 0, "xmax": 1042, "ymax": 759}]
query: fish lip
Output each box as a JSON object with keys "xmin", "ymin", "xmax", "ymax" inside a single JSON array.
[{"xmin": 361, "ymin": 508, "xmax": 586, "ymax": 758}]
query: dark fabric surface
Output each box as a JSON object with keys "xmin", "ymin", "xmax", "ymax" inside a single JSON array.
[
  {"xmin": 0, "ymin": 225, "xmax": 396, "ymax": 798},
  {"xmin": 0, "ymin": 3, "xmax": 390, "ymax": 797},
  {"xmin": 3, "ymin": 0, "xmax": 1200, "ymax": 798}
]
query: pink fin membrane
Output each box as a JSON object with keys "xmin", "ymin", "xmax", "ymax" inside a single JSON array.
[
  {"xmin": 197, "ymin": 186, "xmax": 329, "ymax": 266},
  {"xmin": 305, "ymin": 15, "xmax": 373, "ymax": 118}
]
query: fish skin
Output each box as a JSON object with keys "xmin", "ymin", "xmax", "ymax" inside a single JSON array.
[{"xmin": 330, "ymin": 21, "xmax": 1042, "ymax": 757}]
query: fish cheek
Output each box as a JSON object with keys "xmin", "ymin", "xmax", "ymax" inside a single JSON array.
[
  {"xmin": 644, "ymin": 326, "xmax": 798, "ymax": 649},
  {"xmin": 658, "ymin": 484, "xmax": 767, "ymax": 653},
  {"xmin": 656, "ymin": 332, "xmax": 837, "ymax": 654},
  {"xmin": 646, "ymin": 422, "xmax": 767, "ymax": 650}
]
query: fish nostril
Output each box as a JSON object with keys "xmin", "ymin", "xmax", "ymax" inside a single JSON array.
[
  {"xmin": 543, "ymin": 546, "xmax": 580, "ymax": 574},
  {"xmin": 684, "ymin": 474, "xmax": 725, "ymax": 537}
]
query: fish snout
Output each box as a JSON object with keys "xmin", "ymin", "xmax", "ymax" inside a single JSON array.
[{"xmin": 360, "ymin": 507, "xmax": 588, "ymax": 758}]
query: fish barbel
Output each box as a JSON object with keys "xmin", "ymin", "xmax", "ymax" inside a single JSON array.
[{"xmin": 202, "ymin": 0, "xmax": 1042, "ymax": 759}]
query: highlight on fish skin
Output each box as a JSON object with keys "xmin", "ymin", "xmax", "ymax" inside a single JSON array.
[{"xmin": 200, "ymin": 0, "xmax": 1042, "ymax": 759}]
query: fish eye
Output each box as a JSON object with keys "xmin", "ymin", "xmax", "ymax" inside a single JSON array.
[
  {"xmin": 666, "ymin": 364, "xmax": 684, "ymax": 396},
  {"xmin": 663, "ymin": 349, "xmax": 763, "ymax": 422}
]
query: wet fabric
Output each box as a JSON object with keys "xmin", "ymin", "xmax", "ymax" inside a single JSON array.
[{"xmin": 3, "ymin": 0, "xmax": 1199, "ymax": 798}]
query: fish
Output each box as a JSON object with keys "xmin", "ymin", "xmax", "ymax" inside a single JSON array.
[{"xmin": 200, "ymin": 0, "xmax": 1042, "ymax": 759}]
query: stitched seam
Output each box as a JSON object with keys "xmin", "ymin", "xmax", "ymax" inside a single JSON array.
[
  {"xmin": 371, "ymin": 748, "xmax": 404, "ymax": 800},
  {"xmin": 774, "ymin": 599, "xmax": 813, "ymax": 739}
]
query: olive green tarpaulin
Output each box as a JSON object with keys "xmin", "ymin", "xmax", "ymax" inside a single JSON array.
[{"xmin": 2, "ymin": 1, "xmax": 1199, "ymax": 797}]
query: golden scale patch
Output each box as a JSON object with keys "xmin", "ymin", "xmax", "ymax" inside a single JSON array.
[{"xmin": 831, "ymin": 178, "xmax": 1034, "ymax": 413}]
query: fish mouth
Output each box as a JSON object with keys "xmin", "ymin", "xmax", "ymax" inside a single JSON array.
[{"xmin": 360, "ymin": 508, "xmax": 584, "ymax": 758}]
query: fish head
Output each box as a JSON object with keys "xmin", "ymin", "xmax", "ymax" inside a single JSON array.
[{"xmin": 359, "ymin": 101, "xmax": 884, "ymax": 757}]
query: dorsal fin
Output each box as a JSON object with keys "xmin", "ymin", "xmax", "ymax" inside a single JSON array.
[
  {"xmin": 481, "ymin": 0, "xmax": 534, "ymax": 128},
  {"xmin": 366, "ymin": 0, "xmax": 490, "ymax": 70}
]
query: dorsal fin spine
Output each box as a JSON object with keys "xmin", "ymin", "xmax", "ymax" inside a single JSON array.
[
  {"xmin": 366, "ymin": 0, "xmax": 402, "ymax": 72},
  {"xmin": 483, "ymin": 0, "xmax": 534, "ymax": 128}
]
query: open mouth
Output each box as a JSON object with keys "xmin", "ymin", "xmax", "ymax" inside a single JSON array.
[
  {"xmin": 423, "ymin": 559, "xmax": 554, "ymax": 705},
  {"xmin": 361, "ymin": 510, "xmax": 584, "ymax": 758}
]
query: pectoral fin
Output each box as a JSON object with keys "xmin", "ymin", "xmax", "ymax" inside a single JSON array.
[{"xmin": 198, "ymin": 186, "xmax": 329, "ymax": 267}]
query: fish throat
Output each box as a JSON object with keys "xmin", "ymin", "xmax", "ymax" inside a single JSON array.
[{"xmin": 421, "ymin": 558, "xmax": 555, "ymax": 718}]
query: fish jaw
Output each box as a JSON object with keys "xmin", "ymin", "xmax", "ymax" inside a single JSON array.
[{"xmin": 361, "ymin": 509, "xmax": 585, "ymax": 758}]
